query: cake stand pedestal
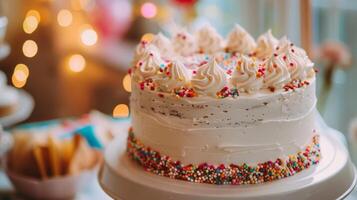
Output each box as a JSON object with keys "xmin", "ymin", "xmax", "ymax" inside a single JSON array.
[{"xmin": 99, "ymin": 123, "xmax": 356, "ymax": 200}]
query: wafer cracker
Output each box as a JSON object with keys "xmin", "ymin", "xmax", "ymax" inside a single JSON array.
[
  {"xmin": 48, "ymin": 135, "xmax": 61, "ymax": 176},
  {"xmin": 59, "ymin": 137, "xmax": 76, "ymax": 174},
  {"xmin": 33, "ymin": 145, "xmax": 49, "ymax": 179},
  {"xmin": 9, "ymin": 133, "xmax": 39, "ymax": 177},
  {"xmin": 68, "ymin": 135, "xmax": 97, "ymax": 174}
]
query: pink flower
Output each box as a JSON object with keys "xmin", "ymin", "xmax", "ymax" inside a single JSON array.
[{"xmin": 315, "ymin": 41, "xmax": 352, "ymax": 69}]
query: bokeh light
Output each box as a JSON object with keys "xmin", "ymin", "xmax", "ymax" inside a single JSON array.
[
  {"xmin": 12, "ymin": 64, "xmax": 29, "ymax": 88},
  {"xmin": 113, "ymin": 104, "xmax": 129, "ymax": 118},
  {"xmin": 123, "ymin": 74, "xmax": 131, "ymax": 92},
  {"xmin": 141, "ymin": 33, "xmax": 154, "ymax": 42},
  {"xmin": 140, "ymin": 2, "xmax": 157, "ymax": 19},
  {"xmin": 23, "ymin": 16, "xmax": 39, "ymax": 34},
  {"xmin": 26, "ymin": 10, "xmax": 41, "ymax": 21},
  {"xmin": 14, "ymin": 64, "xmax": 30, "ymax": 78},
  {"xmin": 57, "ymin": 9, "xmax": 73, "ymax": 27},
  {"xmin": 80, "ymin": 28, "xmax": 98, "ymax": 46},
  {"xmin": 68, "ymin": 54, "xmax": 86, "ymax": 72},
  {"xmin": 22, "ymin": 40, "xmax": 38, "ymax": 58}
]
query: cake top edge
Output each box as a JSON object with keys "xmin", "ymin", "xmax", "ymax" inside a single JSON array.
[{"xmin": 130, "ymin": 24, "xmax": 316, "ymax": 98}]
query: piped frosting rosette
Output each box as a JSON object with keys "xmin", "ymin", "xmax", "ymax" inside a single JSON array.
[
  {"xmin": 226, "ymin": 24, "xmax": 256, "ymax": 54},
  {"xmin": 263, "ymin": 54, "xmax": 291, "ymax": 89},
  {"xmin": 196, "ymin": 25, "xmax": 224, "ymax": 54},
  {"xmin": 172, "ymin": 30, "xmax": 197, "ymax": 56},
  {"xmin": 191, "ymin": 58, "xmax": 227, "ymax": 96},
  {"xmin": 151, "ymin": 32, "xmax": 174, "ymax": 58},
  {"xmin": 276, "ymin": 37, "xmax": 315, "ymax": 80},
  {"xmin": 231, "ymin": 55, "xmax": 264, "ymax": 93},
  {"xmin": 130, "ymin": 24, "xmax": 316, "ymax": 98},
  {"xmin": 132, "ymin": 46, "xmax": 166, "ymax": 81},
  {"xmin": 156, "ymin": 60, "xmax": 191, "ymax": 92},
  {"xmin": 253, "ymin": 30, "xmax": 279, "ymax": 60}
]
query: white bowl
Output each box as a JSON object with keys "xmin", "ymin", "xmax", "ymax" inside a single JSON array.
[{"xmin": 6, "ymin": 166, "xmax": 99, "ymax": 200}]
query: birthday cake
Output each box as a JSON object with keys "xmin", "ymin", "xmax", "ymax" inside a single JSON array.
[{"xmin": 127, "ymin": 24, "xmax": 320, "ymax": 185}]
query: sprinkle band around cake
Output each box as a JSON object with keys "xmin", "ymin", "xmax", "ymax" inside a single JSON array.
[{"xmin": 127, "ymin": 129, "xmax": 321, "ymax": 185}]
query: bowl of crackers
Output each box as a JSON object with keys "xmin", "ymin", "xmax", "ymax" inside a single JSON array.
[{"xmin": 5, "ymin": 131, "xmax": 102, "ymax": 200}]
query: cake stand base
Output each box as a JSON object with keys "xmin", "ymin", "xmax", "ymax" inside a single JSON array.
[{"xmin": 99, "ymin": 126, "xmax": 356, "ymax": 200}]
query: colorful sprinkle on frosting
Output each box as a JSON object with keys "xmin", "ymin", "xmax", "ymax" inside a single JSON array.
[{"xmin": 127, "ymin": 128, "xmax": 321, "ymax": 185}]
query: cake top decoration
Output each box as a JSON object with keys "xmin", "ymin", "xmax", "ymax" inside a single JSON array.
[
  {"xmin": 226, "ymin": 24, "xmax": 256, "ymax": 54},
  {"xmin": 130, "ymin": 24, "xmax": 315, "ymax": 98}
]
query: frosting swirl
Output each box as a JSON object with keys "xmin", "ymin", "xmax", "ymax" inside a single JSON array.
[
  {"xmin": 157, "ymin": 60, "xmax": 191, "ymax": 92},
  {"xmin": 151, "ymin": 33, "xmax": 173, "ymax": 58},
  {"xmin": 231, "ymin": 55, "xmax": 263, "ymax": 93},
  {"xmin": 133, "ymin": 46, "xmax": 165, "ymax": 81},
  {"xmin": 226, "ymin": 24, "xmax": 256, "ymax": 54},
  {"xmin": 132, "ymin": 40, "xmax": 151, "ymax": 65},
  {"xmin": 172, "ymin": 30, "xmax": 197, "ymax": 56},
  {"xmin": 285, "ymin": 50, "xmax": 312, "ymax": 80},
  {"xmin": 263, "ymin": 55, "xmax": 291, "ymax": 89},
  {"xmin": 253, "ymin": 30, "xmax": 278, "ymax": 59},
  {"xmin": 196, "ymin": 25, "xmax": 224, "ymax": 54},
  {"xmin": 276, "ymin": 37, "xmax": 314, "ymax": 80},
  {"xmin": 191, "ymin": 58, "xmax": 227, "ymax": 96}
]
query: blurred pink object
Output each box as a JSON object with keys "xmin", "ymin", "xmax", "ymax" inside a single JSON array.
[
  {"xmin": 315, "ymin": 41, "xmax": 352, "ymax": 68},
  {"xmin": 91, "ymin": 0, "xmax": 133, "ymax": 40}
]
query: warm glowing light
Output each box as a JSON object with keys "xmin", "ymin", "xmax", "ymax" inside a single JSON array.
[
  {"xmin": 68, "ymin": 54, "xmax": 86, "ymax": 72},
  {"xmin": 23, "ymin": 16, "xmax": 39, "ymax": 34},
  {"xmin": 123, "ymin": 74, "xmax": 131, "ymax": 92},
  {"xmin": 141, "ymin": 33, "xmax": 154, "ymax": 42},
  {"xmin": 14, "ymin": 64, "xmax": 29, "ymax": 78},
  {"xmin": 22, "ymin": 40, "xmax": 38, "ymax": 58},
  {"xmin": 57, "ymin": 9, "xmax": 73, "ymax": 27},
  {"xmin": 140, "ymin": 2, "xmax": 157, "ymax": 19},
  {"xmin": 26, "ymin": 10, "xmax": 41, "ymax": 21},
  {"xmin": 113, "ymin": 104, "xmax": 129, "ymax": 118},
  {"xmin": 12, "ymin": 64, "xmax": 29, "ymax": 88},
  {"xmin": 80, "ymin": 28, "xmax": 98, "ymax": 46}
]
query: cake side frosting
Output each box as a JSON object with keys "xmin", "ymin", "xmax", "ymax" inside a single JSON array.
[{"xmin": 130, "ymin": 77, "xmax": 317, "ymax": 165}]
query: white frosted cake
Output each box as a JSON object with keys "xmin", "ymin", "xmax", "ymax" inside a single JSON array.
[{"xmin": 126, "ymin": 24, "xmax": 320, "ymax": 185}]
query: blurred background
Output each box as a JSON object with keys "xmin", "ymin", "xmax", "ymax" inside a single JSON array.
[
  {"xmin": 0, "ymin": 0, "xmax": 356, "ymax": 134},
  {"xmin": 1, "ymin": 0, "xmax": 357, "ymax": 154},
  {"xmin": 0, "ymin": 0, "xmax": 357, "ymax": 199}
]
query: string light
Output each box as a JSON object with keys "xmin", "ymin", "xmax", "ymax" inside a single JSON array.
[
  {"xmin": 12, "ymin": 64, "xmax": 29, "ymax": 88},
  {"xmin": 140, "ymin": 2, "xmax": 157, "ymax": 19},
  {"xmin": 123, "ymin": 74, "xmax": 131, "ymax": 92},
  {"xmin": 14, "ymin": 64, "xmax": 30, "ymax": 78},
  {"xmin": 23, "ymin": 16, "xmax": 39, "ymax": 34},
  {"xmin": 80, "ymin": 27, "xmax": 98, "ymax": 46},
  {"xmin": 57, "ymin": 9, "xmax": 73, "ymax": 27},
  {"xmin": 68, "ymin": 54, "xmax": 86, "ymax": 72},
  {"xmin": 113, "ymin": 104, "xmax": 129, "ymax": 118},
  {"xmin": 22, "ymin": 40, "xmax": 38, "ymax": 58},
  {"xmin": 26, "ymin": 10, "xmax": 41, "ymax": 21},
  {"xmin": 141, "ymin": 33, "xmax": 154, "ymax": 42}
]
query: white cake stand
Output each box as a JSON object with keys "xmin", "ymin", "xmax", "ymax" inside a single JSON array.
[{"xmin": 99, "ymin": 121, "xmax": 356, "ymax": 200}]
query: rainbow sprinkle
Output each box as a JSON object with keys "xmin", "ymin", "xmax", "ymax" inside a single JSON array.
[{"xmin": 127, "ymin": 129, "xmax": 321, "ymax": 185}]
